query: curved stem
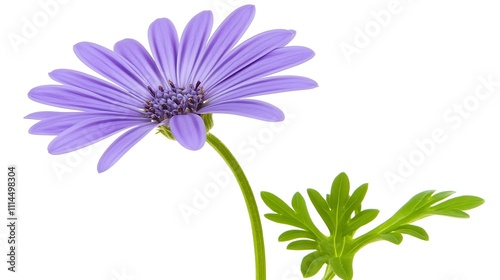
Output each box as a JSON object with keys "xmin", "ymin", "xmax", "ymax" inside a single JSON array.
[{"xmin": 206, "ymin": 133, "xmax": 266, "ymax": 280}]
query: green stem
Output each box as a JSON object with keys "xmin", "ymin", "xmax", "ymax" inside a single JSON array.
[{"xmin": 206, "ymin": 133, "xmax": 266, "ymax": 280}]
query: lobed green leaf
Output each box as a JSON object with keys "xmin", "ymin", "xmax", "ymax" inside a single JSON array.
[
  {"xmin": 301, "ymin": 252, "xmax": 329, "ymax": 278},
  {"xmin": 394, "ymin": 190, "xmax": 435, "ymax": 218},
  {"xmin": 264, "ymin": 213, "xmax": 305, "ymax": 229},
  {"xmin": 394, "ymin": 224, "xmax": 429, "ymax": 241},
  {"xmin": 331, "ymin": 256, "xmax": 354, "ymax": 280},
  {"xmin": 431, "ymin": 196, "xmax": 485, "ymax": 212},
  {"xmin": 432, "ymin": 209, "xmax": 470, "ymax": 218},
  {"xmin": 420, "ymin": 191, "xmax": 456, "ymax": 209},
  {"xmin": 308, "ymin": 188, "xmax": 335, "ymax": 233},
  {"xmin": 261, "ymin": 172, "xmax": 484, "ymax": 280},
  {"xmin": 378, "ymin": 233, "xmax": 403, "ymax": 245},
  {"xmin": 287, "ymin": 240, "xmax": 318, "ymax": 250},
  {"xmin": 344, "ymin": 209, "xmax": 379, "ymax": 236},
  {"xmin": 279, "ymin": 230, "xmax": 317, "ymax": 242},
  {"xmin": 342, "ymin": 183, "xmax": 368, "ymax": 225},
  {"xmin": 329, "ymin": 173, "xmax": 350, "ymax": 219},
  {"xmin": 261, "ymin": 191, "xmax": 296, "ymax": 217},
  {"xmin": 292, "ymin": 193, "xmax": 316, "ymax": 229}
]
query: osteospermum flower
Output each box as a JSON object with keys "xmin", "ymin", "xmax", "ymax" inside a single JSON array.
[{"xmin": 26, "ymin": 5, "xmax": 317, "ymax": 172}]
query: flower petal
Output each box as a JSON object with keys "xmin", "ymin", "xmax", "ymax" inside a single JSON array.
[
  {"xmin": 25, "ymin": 111, "xmax": 68, "ymax": 120},
  {"xmin": 148, "ymin": 18, "xmax": 179, "ymax": 83},
  {"xmin": 114, "ymin": 39, "xmax": 165, "ymax": 88},
  {"xmin": 28, "ymin": 85, "xmax": 140, "ymax": 113},
  {"xmin": 192, "ymin": 5, "xmax": 255, "ymax": 82},
  {"xmin": 198, "ymin": 99, "xmax": 284, "ymax": 121},
  {"xmin": 74, "ymin": 42, "xmax": 148, "ymax": 100},
  {"xmin": 205, "ymin": 29, "xmax": 296, "ymax": 92},
  {"xmin": 29, "ymin": 112, "xmax": 137, "ymax": 135},
  {"xmin": 169, "ymin": 114, "xmax": 206, "ymax": 150},
  {"xmin": 211, "ymin": 46, "xmax": 315, "ymax": 93},
  {"xmin": 209, "ymin": 76, "xmax": 318, "ymax": 103},
  {"xmin": 49, "ymin": 69, "xmax": 144, "ymax": 107},
  {"xmin": 177, "ymin": 11, "xmax": 212, "ymax": 86},
  {"xmin": 97, "ymin": 123, "xmax": 157, "ymax": 173},
  {"xmin": 48, "ymin": 117, "xmax": 149, "ymax": 154}
]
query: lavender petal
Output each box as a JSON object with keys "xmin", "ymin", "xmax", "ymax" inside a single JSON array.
[
  {"xmin": 209, "ymin": 76, "xmax": 318, "ymax": 103},
  {"xmin": 192, "ymin": 5, "xmax": 255, "ymax": 82},
  {"xmin": 114, "ymin": 39, "xmax": 166, "ymax": 88},
  {"xmin": 205, "ymin": 29, "xmax": 296, "ymax": 91},
  {"xmin": 29, "ymin": 112, "xmax": 137, "ymax": 135},
  {"xmin": 25, "ymin": 111, "xmax": 69, "ymax": 120},
  {"xmin": 148, "ymin": 18, "xmax": 179, "ymax": 84},
  {"xmin": 50, "ymin": 69, "xmax": 144, "ymax": 106},
  {"xmin": 74, "ymin": 42, "xmax": 148, "ymax": 100},
  {"xmin": 97, "ymin": 123, "xmax": 157, "ymax": 173},
  {"xmin": 198, "ymin": 99, "xmax": 284, "ymax": 121},
  {"xmin": 48, "ymin": 117, "xmax": 149, "ymax": 154},
  {"xmin": 28, "ymin": 85, "xmax": 141, "ymax": 113},
  {"xmin": 210, "ymin": 46, "xmax": 315, "ymax": 93},
  {"xmin": 177, "ymin": 11, "xmax": 212, "ymax": 86},
  {"xmin": 169, "ymin": 114, "xmax": 206, "ymax": 150}
]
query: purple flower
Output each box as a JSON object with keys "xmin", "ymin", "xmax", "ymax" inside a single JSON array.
[{"xmin": 26, "ymin": 5, "xmax": 317, "ymax": 172}]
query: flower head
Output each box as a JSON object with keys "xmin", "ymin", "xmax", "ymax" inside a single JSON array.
[{"xmin": 26, "ymin": 5, "xmax": 317, "ymax": 172}]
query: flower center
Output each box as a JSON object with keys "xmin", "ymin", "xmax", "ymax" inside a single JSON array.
[{"xmin": 143, "ymin": 81, "xmax": 205, "ymax": 123}]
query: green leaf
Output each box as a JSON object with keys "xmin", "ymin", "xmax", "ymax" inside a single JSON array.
[
  {"xmin": 307, "ymin": 188, "xmax": 335, "ymax": 233},
  {"xmin": 262, "ymin": 172, "xmax": 484, "ymax": 280},
  {"xmin": 342, "ymin": 183, "xmax": 368, "ymax": 223},
  {"xmin": 413, "ymin": 190, "xmax": 436, "ymax": 209},
  {"xmin": 432, "ymin": 209, "xmax": 470, "ymax": 218},
  {"xmin": 331, "ymin": 256, "xmax": 354, "ymax": 280},
  {"xmin": 329, "ymin": 173, "xmax": 350, "ymax": 214},
  {"xmin": 292, "ymin": 192, "xmax": 325, "ymax": 237},
  {"xmin": 287, "ymin": 240, "xmax": 318, "ymax": 250},
  {"xmin": 264, "ymin": 213, "xmax": 305, "ymax": 229},
  {"xmin": 261, "ymin": 192, "xmax": 296, "ymax": 217},
  {"xmin": 279, "ymin": 230, "xmax": 317, "ymax": 242},
  {"xmin": 378, "ymin": 233, "xmax": 403, "ymax": 245},
  {"xmin": 301, "ymin": 252, "xmax": 329, "ymax": 278},
  {"xmin": 395, "ymin": 190, "xmax": 435, "ymax": 217},
  {"xmin": 292, "ymin": 193, "xmax": 313, "ymax": 223},
  {"xmin": 344, "ymin": 209, "xmax": 379, "ymax": 235},
  {"xmin": 431, "ymin": 195, "xmax": 485, "ymax": 212},
  {"xmin": 394, "ymin": 224, "xmax": 429, "ymax": 241},
  {"xmin": 425, "ymin": 191, "xmax": 456, "ymax": 207}
]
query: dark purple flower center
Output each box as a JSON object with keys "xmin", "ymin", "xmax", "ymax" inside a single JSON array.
[{"xmin": 143, "ymin": 81, "xmax": 205, "ymax": 122}]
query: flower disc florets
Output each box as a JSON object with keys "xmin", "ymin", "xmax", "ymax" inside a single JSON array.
[{"xmin": 144, "ymin": 81, "xmax": 205, "ymax": 123}]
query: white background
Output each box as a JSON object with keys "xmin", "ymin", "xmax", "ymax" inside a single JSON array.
[{"xmin": 1, "ymin": 0, "xmax": 499, "ymax": 279}]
